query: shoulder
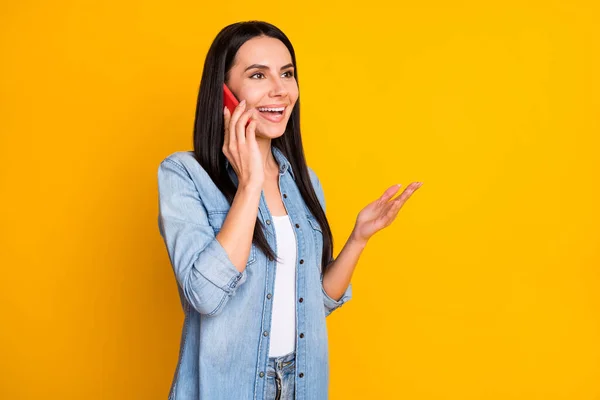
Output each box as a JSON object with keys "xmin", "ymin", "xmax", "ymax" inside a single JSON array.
[
  {"xmin": 159, "ymin": 150, "xmax": 198, "ymax": 172},
  {"xmin": 157, "ymin": 150, "xmax": 214, "ymax": 191},
  {"xmin": 158, "ymin": 150, "xmax": 212, "ymax": 178}
]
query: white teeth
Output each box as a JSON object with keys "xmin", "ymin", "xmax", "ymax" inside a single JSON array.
[{"xmin": 258, "ymin": 107, "xmax": 285, "ymax": 112}]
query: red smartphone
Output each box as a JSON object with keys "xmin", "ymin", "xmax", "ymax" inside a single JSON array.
[
  {"xmin": 223, "ymin": 83, "xmax": 239, "ymax": 115},
  {"xmin": 223, "ymin": 83, "xmax": 251, "ymax": 128}
]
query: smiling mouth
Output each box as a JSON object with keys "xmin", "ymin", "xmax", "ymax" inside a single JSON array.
[
  {"xmin": 256, "ymin": 106, "xmax": 286, "ymax": 122},
  {"xmin": 257, "ymin": 106, "xmax": 286, "ymax": 115}
]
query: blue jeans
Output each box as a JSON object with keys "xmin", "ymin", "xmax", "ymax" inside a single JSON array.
[{"xmin": 265, "ymin": 351, "xmax": 296, "ymax": 400}]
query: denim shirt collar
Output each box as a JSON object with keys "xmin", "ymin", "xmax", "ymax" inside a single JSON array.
[{"xmin": 225, "ymin": 145, "xmax": 295, "ymax": 181}]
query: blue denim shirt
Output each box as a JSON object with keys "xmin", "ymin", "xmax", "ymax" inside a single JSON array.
[{"xmin": 157, "ymin": 146, "xmax": 352, "ymax": 400}]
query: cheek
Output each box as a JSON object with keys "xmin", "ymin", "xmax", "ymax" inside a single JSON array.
[
  {"xmin": 238, "ymin": 87, "xmax": 263, "ymax": 105},
  {"xmin": 286, "ymin": 89, "xmax": 299, "ymax": 110},
  {"xmin": 288, "ymin": 85, "xmax": 299, "ymax": 102}
]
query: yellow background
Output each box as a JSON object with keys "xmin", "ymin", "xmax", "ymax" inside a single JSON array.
[{"xmin": 1, "ymin": 1, "xmax": 599, "ymax": 399}]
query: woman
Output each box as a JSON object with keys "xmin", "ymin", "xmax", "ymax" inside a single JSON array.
[{"xmin": 157, "ymin": 20, "xmax": 423, "ymax": 400}]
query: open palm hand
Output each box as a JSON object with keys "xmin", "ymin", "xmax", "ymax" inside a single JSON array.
[{"xmin": 351, "ymin": 182, "xmax": 423, "ymax": 244}]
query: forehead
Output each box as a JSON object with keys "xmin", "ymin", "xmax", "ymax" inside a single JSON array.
[{"xmin": 233, "ymin": 36, "xmax": 293, "ymax": 68}]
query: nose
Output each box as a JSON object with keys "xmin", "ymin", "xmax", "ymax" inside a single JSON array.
[{"xmin": 268, "ymin": 77, "xmax": 288, "ymax": 98}]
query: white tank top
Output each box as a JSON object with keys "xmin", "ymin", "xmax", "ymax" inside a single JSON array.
[{"xmin": 268, "ymin": 214, "xmax": 297, "ymax": 357}]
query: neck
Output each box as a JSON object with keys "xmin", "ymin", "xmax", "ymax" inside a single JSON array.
[{"xmin": 257, "ymin": 137, "xmax": 280, "ymax": 176}]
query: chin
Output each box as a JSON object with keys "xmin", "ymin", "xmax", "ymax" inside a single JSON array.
[{"xmin": 256, "ymin": 124, "xmax": 287, "ymax": 139}]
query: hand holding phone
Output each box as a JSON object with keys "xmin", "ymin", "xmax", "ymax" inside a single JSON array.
[
  {"xmin": 222, "ymin": 84, "xmax": 263, "ymax": 189},
  {"xmin": 224, "ymin": 84, "xmax": 251, "ymax": 128}
]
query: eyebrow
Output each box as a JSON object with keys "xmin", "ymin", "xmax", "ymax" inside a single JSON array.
[{"xmin": 244, "ymin": 63, "xmax": 295, "ymax": 72}]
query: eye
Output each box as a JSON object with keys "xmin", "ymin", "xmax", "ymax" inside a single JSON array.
[
  {"xmin": 282, "ymin": 70, "xmax": 295, "ymax": 78},
  {"xmin": 250, "ymin": 72, "xmax": 265, "ymax": 79}
]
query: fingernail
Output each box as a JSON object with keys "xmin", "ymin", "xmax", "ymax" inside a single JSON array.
[
  {"xmin": 224, "ymin": 106, "xmax": 227, "ymax": 114},
  {"xmin": 240, "ymin": 100, "xmax": 246, "ymax": 107}
]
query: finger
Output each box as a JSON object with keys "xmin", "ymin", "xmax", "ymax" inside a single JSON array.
[
  {"xmin": 223, "ymin": 106, "xmax": 230, "ymax": 144},
  {"xmin": 381, "ymin": 197, "xmax": 398, "ymax": 217},
  {"xmin": 224, "ymin": 105, "xmax": 231, "ymax": 124},
  {"xmin": 387, "ymin": 184, "xmax": 418, "ymax": 214},
  {"xmin": 380, "ymin": 184, "xmax": 402, "ymax": 204},
  {"xmin": 229, "ymin": 111, "xmax": 238, "ymax": 150},
  {"xmin": 382, "ymin": 200, "xmax": 404, "ymax": 227},
  {"xmin": 236, "ymin": 108, "xmax": 255, "ymax": 141},
  {"xmin": 391, "ymin": 182, "xmax": 422, "ymax": 204},
  {"xmin": 235, "ymin": 108, "xmax": 255, "ymax": 135},
  {"xmin": 230, "ymin": 99, "xmax": 247, "ymax": 124},
  {"xmin": 246, "ymin": 117, "xmax": 258, "ymax": 145},
  {"xmin": 229, "ymin": 99, "xmax": 247, "ymax": 145},
  {"xmin": 380, "ymin": 183, "xmax": 422, "ymax": 228}
]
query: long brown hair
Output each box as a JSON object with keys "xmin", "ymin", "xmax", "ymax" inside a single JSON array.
[{"xmin": 192, "ymin": 21, "xmax": 334, "ymax": 272}]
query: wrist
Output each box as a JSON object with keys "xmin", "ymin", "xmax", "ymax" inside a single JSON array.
[
  {"xmin": 238, "ymin": 183, "xmax": 263, "ymax": 195},
  {"xmin": 349, "ymin": 230, "xmax": 369, "ymax": 248}
]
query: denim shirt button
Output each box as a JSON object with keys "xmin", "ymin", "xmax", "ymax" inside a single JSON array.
[
  {"xmin": 295, "ymin": 223, "xmax": 300, "ymax": 228},
  {"xmin": 267, "ymin": 293, "xmax": 272, "ymax": 299},
  {"xmin": 259, "ymin": 372, "xmax": 265, "ymax": 378},
  {"xmin": 299, "ymin": 298, "xmax": 303, "ymax": 303},
  {"xmin": 266, "ymin": 219, "xmax": 271, "ymax": 225},
  {"xmin": 299, "ymin": 373, "xmax": 304, "ymax": 378},
  {"xmin": 299, "ymin": 333, "xmax": 304, "ymax": 338},
  {"xmin": 263, "ymin": 331, "xmax": 269, "ymax": 336},
  {"xmin": 299, "ymin": 259, "xmax": 304, "ymax": 264},
  {"xmin": 283, "ymin": 194, "xmax": 288, "ymax": 198}
]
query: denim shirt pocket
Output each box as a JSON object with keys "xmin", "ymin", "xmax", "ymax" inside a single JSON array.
[
  {"xmin": 207, "ymin": 211, "xmax": 257, "ymax": 265},
  {"xmin": 306, "ymin": 214, "xmax": 324, "ymax": 273}
]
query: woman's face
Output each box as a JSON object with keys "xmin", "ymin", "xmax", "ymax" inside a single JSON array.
[{"xmin": 226, "ymin": 36, "xmax": 298, "ymax": 139}]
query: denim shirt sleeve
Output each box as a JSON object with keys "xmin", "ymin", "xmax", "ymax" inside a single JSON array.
[
  {"xmin": 157, "ymin": 157, "xmax": 247, "ymax": 316},
  {"xmin": 308, "ymin": 167, "xmax": 353, "ymax": 317}
]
